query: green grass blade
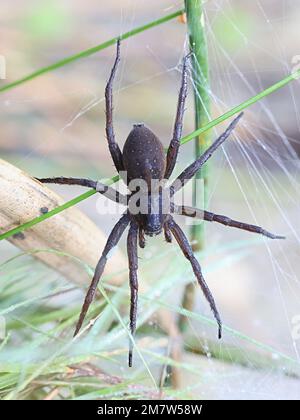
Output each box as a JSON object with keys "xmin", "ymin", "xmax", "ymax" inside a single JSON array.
[
  {"xmin": 0, "ymin": 175, "xmax": 119, "ymax": 241},
  {"xmin": 0, "ymin": 9, "xmax": 183, "ymax": 94}
]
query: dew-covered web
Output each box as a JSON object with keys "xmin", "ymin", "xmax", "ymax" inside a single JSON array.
[
  {"xmin": 1, "ymin": 0, "xmax": 300, "ymax": 400},
  {"xmin": 175, "ymin": 0, "xmax": 300, "ymax": 399}
]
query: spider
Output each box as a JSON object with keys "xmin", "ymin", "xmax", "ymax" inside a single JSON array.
[{"xmin": 36, "ymin": 40, "xmax": 285, "ymax": 366}]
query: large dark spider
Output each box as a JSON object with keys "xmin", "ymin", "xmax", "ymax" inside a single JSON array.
[{"xmin": 37, "ymin": 41, "xmax": 284, "ymax": 366}]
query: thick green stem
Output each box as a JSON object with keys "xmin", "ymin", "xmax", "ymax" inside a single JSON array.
[{"xmin": 179, "ymin": 0, "xmax": 210, "ymax": 332}]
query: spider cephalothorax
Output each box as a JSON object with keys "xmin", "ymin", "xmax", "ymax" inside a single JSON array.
[
  {"xmin": 37, "ymin": 40, "xmax": 284, "ymax": 366},
  {"xmin": 123, "ymin": 123, "xmax": 169, "ymax": 237}
]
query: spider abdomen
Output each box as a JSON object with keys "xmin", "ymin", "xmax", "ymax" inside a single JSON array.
[{"xmin": 122, "ymin": 124, "xmax": 166, "ymax": 190}]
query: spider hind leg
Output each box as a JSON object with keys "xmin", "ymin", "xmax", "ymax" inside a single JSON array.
[
  {"xmin": 167, "ymin": 217, "xmax": 222, "ymax": 339},
  {"xmin": 74, "ymin": 213, "xmax": 130, "ymax": 337},
  {"xmin": 127, "ymin": 222, "xmax": 139, "ymax": 367}
]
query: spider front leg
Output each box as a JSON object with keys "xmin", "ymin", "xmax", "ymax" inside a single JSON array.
[
  {"xmin": 174, "ymin": 205, "xmax": 285, "ymax": 240},
  {"xmin": 166, "ymin": 216, "xmax": 222, "ymax": 338},
  {"xmin": 36, "ymin": 176, "xmax": 128, "ymax": 205},
  {"xmin": 165, "ymin": 54, "xmax": 189, "ymax": 179},
  {"xmin": 127, "ymin": 222, "xmax": 139, "ymax": 367},
  {"xmin": 105, "ymin": 39, "xmax": 124, "ymax": 173},
  {"xmin": 170, "ymin": 112, "xmax": 244, "ymax": 195},
  {"xmin": 74, "ymin": 213, "xmax": 130, "ymax": 336}
]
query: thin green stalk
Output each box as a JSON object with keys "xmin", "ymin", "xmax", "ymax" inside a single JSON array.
[
  {"xmin": 184, "ymin": 336, "xmax": 300, "ymax": 378},
  {"xmin": 0, "ymin": 189, "xmax": 94, "ymax": 241},
  {"xmin": 0, "ymin": 68, "xmax": 299, "ymax": 242},
  {"xmin": 0, "ymin": 9, "xmax": 183, "ymax": 94},
  {"xmin": 179, "ymin": 0, "xmax": 210, "ymax": 332}
]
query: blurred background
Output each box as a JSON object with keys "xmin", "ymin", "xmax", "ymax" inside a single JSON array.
[{"xmin": 0, "ymin": 0, "xmax": 300, "ymax": 400}]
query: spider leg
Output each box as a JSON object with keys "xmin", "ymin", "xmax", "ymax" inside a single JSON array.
[
  {"xmin": 127, "ymin": 221, "xmax": 139, "ymax": 367},
  {"xmin": 167, "ymin": 216, "xmax": 222, "ymax": 339},
  {"xmin": 164, "ymin": 224, "xmax": 172, "ymax": 243},
  {"xmin": 138, "ymin": 227, "xmax": 146, "ymax": 249},
  {"xmin": 37, "ymin": 176, "xmax": 97, "ymax": 188},
  {"xmin": 170, "ymin": 112, "xmax": 244, "ymax": 195},
  {"xmin": 164, "ymin": 54, "xmax": 190, "ymax": 179},
  {"xmin": 105, "ymin": 39, "xmax": 124, "ymax": 173},
  {"xmin": 36, "ymin": 176, "xmax": 128, "ymax": 205},
  {"xmin": 74, "ymin": 213, "xmax": 130, "ymax": 336},
  {"xmin": 174, "ymin": 205, "xmax": 285, "ymax": 239}
]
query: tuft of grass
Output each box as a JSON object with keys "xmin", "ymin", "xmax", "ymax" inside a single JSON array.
[{"xmin": 1, "ymin": 237, "xmax": 299, "ymax": 399}]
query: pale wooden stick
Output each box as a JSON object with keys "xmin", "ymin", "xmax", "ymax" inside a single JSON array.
[{"xmin": 0, "ymin": 159, "xmax": 125, "ymax": 286}]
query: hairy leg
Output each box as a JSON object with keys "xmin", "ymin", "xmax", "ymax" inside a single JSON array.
[
  {"xmin": 165, "ymin": 54, "xmax": 190, "ymax": 179},
  {"xmin": 74, "ymin": 213, "xmax": 130, "ymax": 336},
  {"xmin": 174, "ymin": 205, "xmax": 285, "ymax": 239},
  {"xmin": 105, "ymin": 39, "xmax": 124, "ymax": 173},
  {"xmin": 170, "ymin": 112, "xmax": 243, "ymax": 195},
  {"xmin": 37, "ymin": 176, "xmax": 128, "ymax": 205},
  {"xmin": 127, "ymin": 222, "xmax": 139, "ymax": 367},
  {"xmin": 164, "ymin": 223, "xmax": 172, "ymax": 243},
  {"xmin": 167, "ymin": 216, "xmax": 222, "ymax": 338},
  {"xmin": 138, "ymin": 227, "xmax": 145, "ymax": 249}
]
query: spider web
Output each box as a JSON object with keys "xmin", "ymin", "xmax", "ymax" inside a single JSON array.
[
  {"xmin": 180, "ymin": 0, "xmax": 300, "ymax": 400},
  {"xmin": 1, "ymin": 0, "xmax": 300, "ymax": 400}
]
